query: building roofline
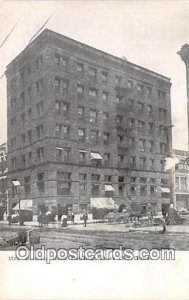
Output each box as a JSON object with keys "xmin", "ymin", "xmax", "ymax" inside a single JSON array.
[{"xmin": 6, "ymin": 28, "xmax": 171, "ymax": 82}]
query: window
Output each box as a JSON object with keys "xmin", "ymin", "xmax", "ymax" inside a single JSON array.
[
  {"xmin": 103, "ymin": 112, "xmax": 108, "ymax": 121},
  {"xmin": 129, "ymin": 137, "xmax": 135, "ymax": 149},
  {"xmin": 148, "ymin": 123, "xmax": 154, "ymax": 134},
  {"xmin": 28, "ymin": 151, "xmax": 32, "ymax": 162},
  {"xmin": 158, "ymin": 90, "xmax": 166, "ymax": 101},
  {"xmin": 57, "ymin": 172, "xmax": 71, "ymax": 195},
  {"xmin": 139, "ymin": 157, "xmax": 146, "ymax": 168},
  {"xmin": 63, "ymin": 125, "xmax": 69, "ymax": 137},
  {"xmin": 56, "ymin": 147, "xmax": 63, "ymax": 162},
  {"xmin": 147, "ymin": 86, "xmax": 152, "ymax": 96},
  {"xmin": 129, "ymin": 118, "xmax": 135, "ymax": 130},
  {"xmin": 57, "ymin": 147, "xmax": 69, "ymax": 161},
  {"xmin": 89, "ymin": 88, "xmax": 97, "ymax": 99},
  {"xmin": 139, "ymin": 139, "xmax": 145, "ymax": 152},
  {"xmin": 138, "ymin": 121, "xmax": 145, "ymax": 133},
  {"xmin": 138, "ymin": 102, "xmax": 144, "ymax": 113},
  {"xmin": 63, "ymin": 102, "xmax": 69, "ymax": 113},
  {"xmin": 22, "ymin": 154, "xmax": 26, "ymax": 166},
  {"xmin": 137, "ymin": 83, "xmax": 143, "ymax": 92},
  {"xmin": 102, "ymin": 71, "xmax": 108, "ymax": 82},
  {"xmin": 36, "ymin": 78, "xmax": 43, "ymax": 92},
  {"xmin": 118, "ymin": 154, "xmax": 124, "ymax": 164},
  {"xmin": 11, "ymin": 137, "xmax": 16, "ymax": 149},
  {"xmin": 103, "ymin": 132, "xmax": 110, "ymax": 144},
  {"xmin": 89, "ymin": 67, "xmax": 96, "ymax": 78},
  {"xmin": 160, "ymin": 160, "xmax": 164, "ymax": 171},
  {"xmin": 79, "ymin": 150, "xmax": 86, "ymax": 163},
  {"xmin": 55, "ymin": 101, "xmax": 61, "ymax": 115},
  {"xmin": 91, "ymin": 174, "xmax": 100, "ymax": 181},
  {"xmin": 147, "ymin": 105, "xmax": 152, "ymax": 117},
  {"xmin": 89, "ymin": 110, "xmax": 97, "ymax": 123},
  {"xmin": 159, "ymin": 126, "xmax": 166, "ymax": 138},
  {"xmin": 11, "ymin": 98, "xmax": 16, "ymax": 109},
  {"xmin": 149, "ymin": 158, "xmax": 154, "ymax": 169},
  {"xmin": 77, "ymin": 62, "xmax": 84, "ymax": 73},
  {"xmin": 159, "ymin": 108, "xmax": 167, "ymax": 120},
  {"xmin": 21, "ymin": 133, "xmax": 25, "ymax": 145},
  {"xmin": 36, "ymin": 125, "xmax": 44, "ymax": 139},
  {"xmin": 118, "ymin": 184, "xmax": 125, "ymax": 196},
  {"xmin": 36, "ymin": 147, "xmax": 44, "ymax": 161},
  {"xmin": 27, "ymin": 108, "xmax": 32, "ymax": 122},
  {"xmin": 150, "ymin": 186, "xmax": 156, "ymax": 196},
  {"xmin": 128, "ymin": 99, "xmax": 134, "ymax": 111},
  {"xmin": 102, "ymin": 92, "xmax": 108, "ymax": 101},
  {"xmin": 104, "ymin": 175, "xmax": 111, "ymax": 182},
  {"xmin": 150, "ymin": 178, "xmax": 156, "ymax": 184},
  {"xmin": 160, "ymin": 143, "xmax": 167, "ymax": 154},
  {"xmin": 118, "ymin": 176, "xmax": 124, "ymax": 183},
  {"xmin": 115, "ymin": 95, "xmax": 122, "ymax": 104},
  {"xmin": 104, "ymin": 153, "xmax": 110, "ymax": 165},
  {"xmin": 77, "ymin": 106, "xmax": 84, "ymax": 117},
  {"xmin": 175, "ymin": 177, "xmax": 179, "ymax": 190},
  {"xmin": 91, "ymin": 184, "xmax": 100, "ymax": 196},
  {"xmin": 20, "ymin": 92, "xmax": 25, "ymax": 106},
  {"xmin": 11, "ymin": 157, "xmax": 17, "ymax": 168},
  {"xmin": 21, "ymin": 113, "xmax": 25, "ymax": 126},
  {"xmin": 140, "ymin": 177, "xmax": 146, "ymax": 184},
  {"xmin": 36, "ymin": 101, "xmax": 43, "ymax": 115},
  {"xmin": 77, "ymin": 84, "xmax": 84, "ymax": 95},
  {"xmin": 131, "ymin": 177, "xmax": 136, "ymax": 183},
  {"xmin": 128, "ymin": 80, "xmax": 134, "ymax": 89},
  {"xmin": 130, "ymin": 186, "xmax": 136, "ymax": 195},
  {"xmin": 55, "ymin": 54, "xmax": 68, "ymax": 68},
  {"xmin": 37, "ymin": 173, "xmax": 45, "ymax": 194},
  {"xmin": 116, "ymin": 115, "xmax": 123, "ymax": 124},
  {"xmin": 148, "ymin": 141, "xmax": 154, "ymax": 152},
  {"xmin": 130, "ymin": 156, "xmax": 136, "ymax": 168},
  {"xmin": 115, "ymin": 75, "xmax": 122, "ymax": 85},
  {"xmin": 24, "ymin": 176, "xmax": 30, "ymax": 196},
  {"xmin": 79, "ymin": 182, "xmax": 87, "ymax": 193},
  {"xmin": 79, "ymin": 173, "xmax": 87, "ymax": 181},
  {"xmin": 78, "ymin": 128, "xmax": 85, "ymax": 141},
  {"xmin": 90, "ymin": 130, "xmax": 98, "ymax": 143},
  {"xmin": 140, "ymin": 185, "xmax": 147, "ymax": 196},
  {"xmin": 118, "ymin": 134, "xmax": 124, "ymax": 143},
  {"xmin": 181, "ymin": 177, "xmax": 187, "ymax": 190}
]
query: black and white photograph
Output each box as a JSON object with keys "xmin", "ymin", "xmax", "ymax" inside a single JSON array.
[{"xmin": 0, "ymin": 1, "xmax": 189, "ymax": 299}]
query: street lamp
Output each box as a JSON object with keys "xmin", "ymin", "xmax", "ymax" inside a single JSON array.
[{"xmin": 11, "ymin": 180, "xmax": 22, "ymax": 225}]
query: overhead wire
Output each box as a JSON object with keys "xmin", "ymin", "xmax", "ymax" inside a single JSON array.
[{"xmin": 28, "ymin": 6, "xmax": 57, "ymax": 44}]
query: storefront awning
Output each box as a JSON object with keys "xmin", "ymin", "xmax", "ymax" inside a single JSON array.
[
  {"xmin": 161, "ymin": 187, "xmax": 170, "ymax": 193},
  {"xmin": 91, "ymin": 152, "xmax": 103, "ymax": 160},
  {"xmin": 13, "ymin": 199, "xmax": 33, "ymax": 210},
  {"xmin": 90, "ymin": 197, "xmax": 115, "ymax": 209},
  {"xmin": 105, "ymin": 185, "xmax": 115, "ymax": 192}
]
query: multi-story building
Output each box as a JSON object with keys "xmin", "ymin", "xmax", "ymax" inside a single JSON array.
[
  {"xmin": 6, "ymin": 29, "xmax": 172, "ymax": 218},
  {"xmin": 174, "ymin": 149, "xmax": 189, "ymax": 211},
  {"xmin": 0, "ymin": 142, "xmax": 8, "ymax": 206}
]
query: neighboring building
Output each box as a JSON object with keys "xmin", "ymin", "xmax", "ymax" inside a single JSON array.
[
  {"xmin": 174, "ymin": 149, "xmax": 189, "ymax": 211},
  {"xmin": 5, "ymin": 29, "xmax": 172, "ymax": 218},
  {"xmin": 0, "ymin": 142, "xmax": 8, "ymax": 205}
]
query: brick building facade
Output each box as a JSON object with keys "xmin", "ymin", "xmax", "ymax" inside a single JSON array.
[{"xmin": 6, "ymin": 29, "xmax": 172, "ymax": 217}]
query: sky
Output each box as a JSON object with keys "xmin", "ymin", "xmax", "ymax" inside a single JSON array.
[{"xmin": 0, "ymin": 0, "xmax": 189, "ymax": 149}]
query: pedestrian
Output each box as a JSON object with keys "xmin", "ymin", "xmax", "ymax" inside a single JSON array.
[
  {"xmin": 83, "ymin": 211, "xmax": 88, "ymax": 227},
  {"xmin": 71, "ymin": 211, "xmax": 75, "ymax": 224}
]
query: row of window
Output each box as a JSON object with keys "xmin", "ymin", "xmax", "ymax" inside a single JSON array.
[
  {"xmin": 16, "ymin": 171, "xmax": 158, "ymax": 197},
  {"xmin": 175, "ymin": 176, "xmax": 188, "ymax": 191}
]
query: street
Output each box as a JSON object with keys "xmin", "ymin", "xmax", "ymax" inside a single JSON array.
[{"xmin": 1, "ymin": 221, "xmax": 189, "ymax": 251}]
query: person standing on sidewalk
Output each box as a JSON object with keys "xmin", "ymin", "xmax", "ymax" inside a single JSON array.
[{"xmin": 83, "ymin": 211, "xmax": 88, "ymax": 227}]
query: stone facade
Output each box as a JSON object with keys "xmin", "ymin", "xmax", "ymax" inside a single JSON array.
[
  {"xmin": 6, "ymin": 29, "xmax": 172, "ymax": 216},
  {"xmin": 174, "ymin": 149, "xmax": 189, "ymax": 211}
]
